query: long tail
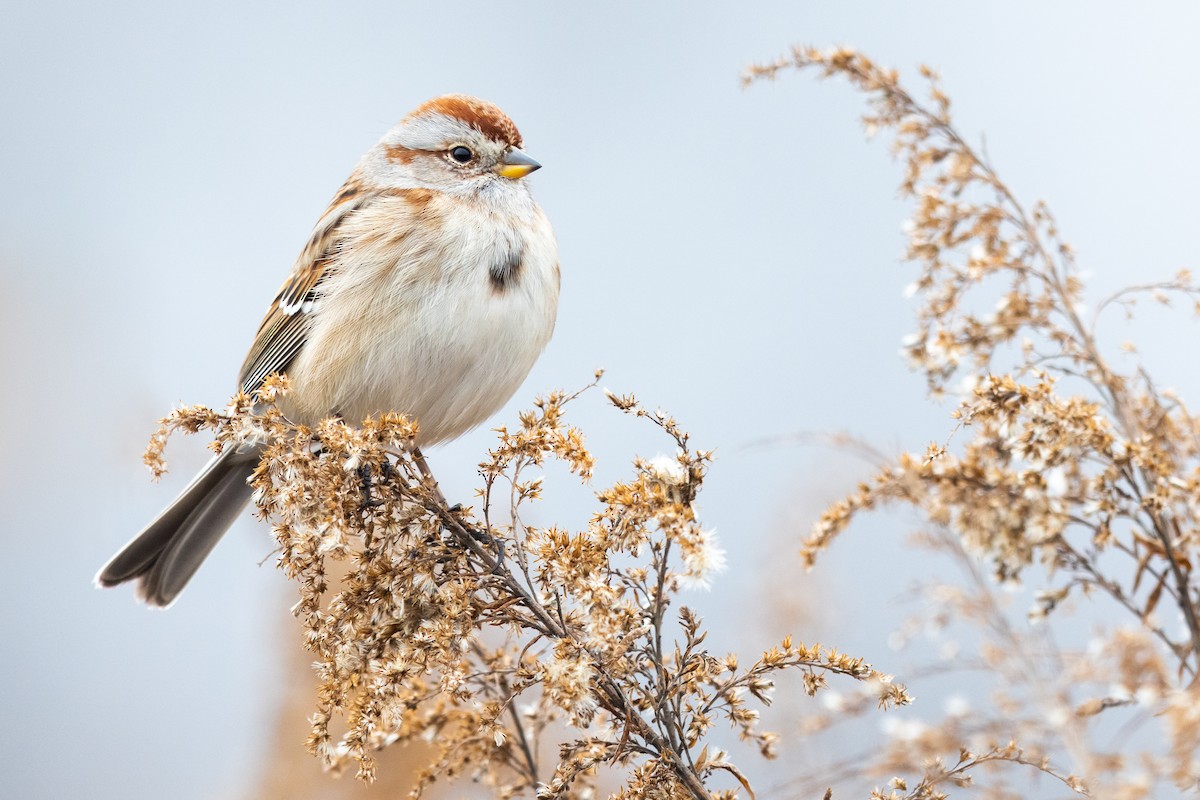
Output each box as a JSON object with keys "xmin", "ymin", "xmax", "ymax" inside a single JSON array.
[{"xmin": 96, "ymin": 446, "xmax": 260, "ymax": 607}]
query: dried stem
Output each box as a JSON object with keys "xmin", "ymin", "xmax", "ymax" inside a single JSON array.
[
  {"xmin": 744, "ymin": 44, "xmax": 1200, "ymax": 796},
  {"xmin": 144, "ymin": 374, "xmax": 908, "ymax": 799}
]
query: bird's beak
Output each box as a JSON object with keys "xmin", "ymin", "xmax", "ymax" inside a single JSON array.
[{"xmin": 496, "ymin": 149, "xmax": 542, "ymax": 180}]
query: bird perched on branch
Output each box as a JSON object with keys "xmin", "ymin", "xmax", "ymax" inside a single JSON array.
[{"xmin": 97, "ymin": 95, "xmax": 559, "ymax": 606}]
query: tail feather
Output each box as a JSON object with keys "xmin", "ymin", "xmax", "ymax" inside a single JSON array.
[{"xmin": 97, "ymin": 447, "xmax": 259, "ymax": 607}]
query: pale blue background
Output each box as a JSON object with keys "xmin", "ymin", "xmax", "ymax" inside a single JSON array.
[{"xmin": 3, "ymin": 2, "xmax": 1199, "ymax": 797}]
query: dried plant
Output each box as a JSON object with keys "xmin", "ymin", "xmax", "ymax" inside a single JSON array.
[
  {"xmin": 143, "ymin": 370, "xmax": 909, "ymax": 799},
  {"xmin": 744, "ymin": 46, "xmax": 1200, "ymax": 797}
]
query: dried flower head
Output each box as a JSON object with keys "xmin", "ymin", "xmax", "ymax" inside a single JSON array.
[
  {"xmin": 745, "ymin": 45, "xmax": 1200, "ymax": 797},
  {"xmin": 144, "ymin": 370, "xmax": 908, "ymax": 798}
]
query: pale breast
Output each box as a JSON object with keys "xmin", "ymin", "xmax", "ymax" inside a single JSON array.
[{"xmin": 278, "ymin": 190, "xmax": 559, "ymax": 443}]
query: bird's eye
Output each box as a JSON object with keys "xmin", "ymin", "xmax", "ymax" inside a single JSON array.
[{"xmin": 449, "ymin": 146, "xmax": 473, "ymax": 163}]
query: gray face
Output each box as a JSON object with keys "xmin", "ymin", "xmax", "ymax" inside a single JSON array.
[{"xmin": 372, "ymin": 112, "xmax": 529, "ymax": 201}]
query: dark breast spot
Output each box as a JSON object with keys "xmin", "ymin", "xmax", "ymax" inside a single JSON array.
[{"xmin": 489, "ymin": 241, "xmax": 525, "ymax": 293}]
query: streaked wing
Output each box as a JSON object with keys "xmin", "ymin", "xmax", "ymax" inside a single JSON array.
[{"xmin": 238, "ymin": 176, "xmax": 367, "ymax": 395}]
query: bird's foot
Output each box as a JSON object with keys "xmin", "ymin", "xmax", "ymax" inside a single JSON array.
[{"xmin": 357, "ymin": 462, "xmax": 387, "ymax": 510}]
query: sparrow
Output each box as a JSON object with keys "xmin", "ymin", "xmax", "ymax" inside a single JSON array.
[{"xmin": 97, "ymin": 95, "xmax": 559, "ymax": 607}]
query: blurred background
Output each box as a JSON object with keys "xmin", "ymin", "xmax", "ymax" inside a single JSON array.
[{"xmin": 3, "ymin": 1, "xmax": 1199, "ymax": 797}]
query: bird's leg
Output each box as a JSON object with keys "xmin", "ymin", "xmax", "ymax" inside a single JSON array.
[{"xmin": 358, "ymin": 463, "xmax": 385, "ymax": 510}]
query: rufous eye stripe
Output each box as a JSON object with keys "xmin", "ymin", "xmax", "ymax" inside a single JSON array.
[{"xmin": 384, "ymin": 144, "xmax": 419, "ymax": 164}]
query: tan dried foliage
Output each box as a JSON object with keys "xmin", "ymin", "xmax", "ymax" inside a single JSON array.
[
  {"xmin": 144, "ymin": 371, "xmax": 908, "ymax": 799},
  {"xmin": 134, "ymin": 42, "xmax": 1200, "ymax": 800},
  {"xmin": 745, "ymin": 46, "xmax": 1200, "ymax": 797}
]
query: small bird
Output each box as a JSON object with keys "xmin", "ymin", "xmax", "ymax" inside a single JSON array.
[{"xmin": 97, "ymin": 95, "xmax": 559, "ymax": 607}]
